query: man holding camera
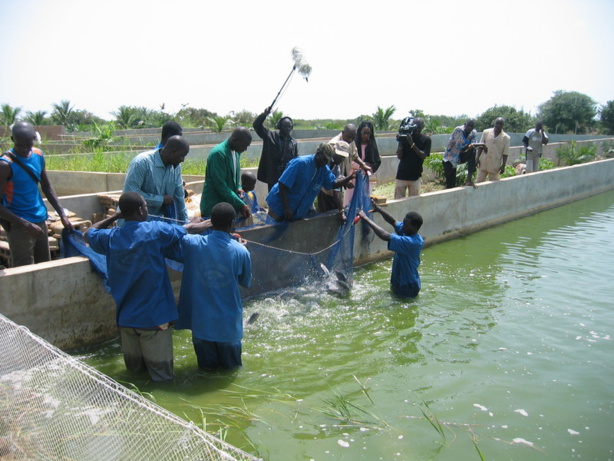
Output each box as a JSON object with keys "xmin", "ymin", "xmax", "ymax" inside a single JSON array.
[{"xmin": 394, "ymin": 118, "xmax": 431, "ymax": 198}]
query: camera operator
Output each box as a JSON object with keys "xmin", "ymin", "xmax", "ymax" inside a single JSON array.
[{"xmin": 395, "ymin": 118, "xmax": 431, "ymax": 198}]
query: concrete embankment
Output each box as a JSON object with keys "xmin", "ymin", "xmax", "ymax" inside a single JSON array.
[{"xmin": 1, "ymin": 158, "xmax": 614, "ymax": 350}]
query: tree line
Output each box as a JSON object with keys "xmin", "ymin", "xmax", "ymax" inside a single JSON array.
[{"xmin": 2, "ymin": 90, "xmax": 614, "ymax": 135}]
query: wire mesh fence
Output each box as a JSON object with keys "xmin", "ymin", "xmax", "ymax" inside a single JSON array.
[{"xmin": 0, "ymin": 313, "xmax": 261, "ymax": 461}]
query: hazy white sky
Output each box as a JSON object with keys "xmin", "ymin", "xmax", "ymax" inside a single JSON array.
[{"xmin": 1, "ymin": 0, "xmax": 613, "ymax": 122}]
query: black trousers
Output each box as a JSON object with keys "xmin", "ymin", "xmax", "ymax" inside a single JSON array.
[{"xmin": 443, "ymin": 148, "xmax": 476, "ymax": 189}]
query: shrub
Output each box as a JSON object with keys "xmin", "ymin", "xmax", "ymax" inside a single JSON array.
[{"xmin": 556, "ymin": 141, "xmax": 597, "ymax": 166}]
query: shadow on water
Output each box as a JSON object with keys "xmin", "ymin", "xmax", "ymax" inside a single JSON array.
[{"xmin": 77, "ymin": 190, "xmax": 614, "ymax": 460}]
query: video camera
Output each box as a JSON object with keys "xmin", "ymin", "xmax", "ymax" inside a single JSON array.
[{"xmin": 396, "ymin": 113, "xmax": 417, "ymax": 143}]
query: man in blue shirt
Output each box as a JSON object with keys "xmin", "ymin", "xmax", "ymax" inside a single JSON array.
[
  {"xmin": 85, "ymin": 191, "xmax": 209, "ymax": 381},
  {"xmin": 358, "ymin": 199, "xmax": 424, "ymax": 298},
  {"xmin": 265, "ymin": 143, "xmax": 355, "ymax": 222},
  {"xmin": 167, "ymin": 202, "xmax": 252, "ymax": 370},
  {"xmin": 0, "ymin": 122, "xmax": 73, "ymax": 267},
  {"xmin": 123, "ymin": 135, "xmax": 189, "ymax": 223}
]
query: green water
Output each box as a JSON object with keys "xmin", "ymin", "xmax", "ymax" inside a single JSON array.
[{"xmin": 78, "ymin": 190, "xmax": 614, "ymax": 461}]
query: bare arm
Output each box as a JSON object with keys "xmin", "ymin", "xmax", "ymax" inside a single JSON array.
[
  {"xmin": 40, "ymin": 168, "xmax": 73, "ymax": 231},
  {"xmin": 357, "ymin": 210, "xmax": 391, "ymax": 242},
  {"xmin": 279, "ymin": 182, "xmax": 293, "ymax": 220},
  {"xmin": 371, "ymin": 199, "xmax": 396, "ymax": 227}
]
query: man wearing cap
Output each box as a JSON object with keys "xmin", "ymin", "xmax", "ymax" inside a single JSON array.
[
  {"xmin": 328, "ymin": 123, "xmax": 372, "ymax": 178},
  {"xmin": 265, "ymin": 143, "xmax": 356, "ymax": 223}
]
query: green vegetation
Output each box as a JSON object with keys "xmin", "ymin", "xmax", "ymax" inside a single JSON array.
[
  {"xmin": 1, "ymin": 103, "xmax": 22, "ymax": 128},
  {"xmin": 475, "ymin": 104, "xmax": 534, "ymax": 132},
  {"xmin": 555, "ymin": 141, "xmax": 597, "ymax": 165},
  {"xmin": 538, "ymin": 90, "xmax": 598, "ymax": 134}
]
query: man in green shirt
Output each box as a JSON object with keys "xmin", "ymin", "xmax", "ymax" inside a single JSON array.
[{"xmin": 200, "ymin": 128, "xmax": 252, "ymax": 219}]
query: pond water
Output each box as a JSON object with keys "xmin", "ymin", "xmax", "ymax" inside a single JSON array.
[{"xmin": 78, "ymin": 190, "xmax": 614, "ymax": 461}]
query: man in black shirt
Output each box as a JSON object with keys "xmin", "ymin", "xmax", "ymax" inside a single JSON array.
[
  {"xmin": 254, "ymin": 106, "xmax": 298, "ymax": 192},
  {"xmin": 394, "ymin": 118, "xmax": 431, "ymax": 198}
]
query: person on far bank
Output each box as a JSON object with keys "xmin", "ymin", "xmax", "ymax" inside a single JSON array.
[
  {"xmin": 123, "ymin": 135, "xmax": 190, "ymax": 223},
  {"xmin": 522, "ymin": 121, "xmax": 549, "ymax": 173},
  {"xmin": 476, "ymin": 117, "xmax": 510, "ymax": 182},
  {"xmin": 357, "ymin": 199, "xmax": 424, "ymax": 298},
  {"xmin": 200, "ymin": 127, "xmax": 252, "ymax": 220},
  {"xmin": 254, "ymin": 106, "xmax": 298, "ymax": 192},
  {"xmin": 85, "ymin": 191, "xmax": 211, "ymax": 382},
  {"xmin": 0, "ymin": 122, "xmax": 73, "ymax": 267},
  {"xmin": 442, "ymin": 119, "xmax": 480, "ymax": 189},
  {"xmin": 166, "ymin": 202, "xmax": 252, "ymax": 370},
  {"xmin": 395, "ymin": 118, "xmax": 431, "ymax": 198}
]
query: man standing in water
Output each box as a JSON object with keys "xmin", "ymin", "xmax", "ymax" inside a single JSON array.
[
  {"xmin": 167, "ymin": 202, "xmax": 252, "ymax": 370},
  {"xmin": 0, "ymin": 122, "xmax": 73, "ymax": 267},
  {"xmin": 358, "ymin": 199, "xmax": 424, "ymax": 298},
  {"xmin": 254, "ymin": 106, "xmax": 298, "ymax": 192},
  {"xmin": 85, "ymin": 191, "xmax": 210, "ymax": 381},
  {"xmin": 523, "ymin": 121, "xmax": 549, "ymax": 173}
]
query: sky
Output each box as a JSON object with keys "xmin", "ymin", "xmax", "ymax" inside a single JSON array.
[{"xmin": 1, "ymin": 0, "xmax": 613, "ymax": 122}]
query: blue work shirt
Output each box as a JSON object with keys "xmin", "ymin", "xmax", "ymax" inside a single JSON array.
[
  {"xmin": 88, "ymin": 221, "xmax": 186, "ymax": 328},
  {"xmin": 123, "ymin": 148, "xmax": 187, "ymax": 223},
  {"xmin": 388, "ymin": 222, "xmax": 424, "ymax": 298},
  {"xmin": 166, "ymin": 230, "xmax": 252, "ymax": 343},
  {"xmin": 266, "ymin": 155, "xmax": 336, "ymax": 220}
]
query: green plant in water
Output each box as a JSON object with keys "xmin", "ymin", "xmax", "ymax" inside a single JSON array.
[
  {"xmin": 556, "ymin": 141, "xmax": 597, "ymax": 166},
  {"xmin": 420, "ymin": 401, "xmax": 447, "ymax": 443},
  {"xmin": 470, "ymin": 431, "xmax": 486, "ymax": 461}
]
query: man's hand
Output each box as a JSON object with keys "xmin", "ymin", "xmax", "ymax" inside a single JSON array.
[
  {"xmin": 360, "ymin": 163, "xmax": 373, "ymax": 174},
  {"xmin": 240, "ymin": 204, "xmax": 251, "ymax": 219},
  {"xmin": 339, "ymin": 209, "xmax": 347, "ymax": 224},
  {"xmin": 21, "ymin": 220, "xmax": 45, "ymax": 239},
  {"xmin": 499, "ymin": 164, "xmax": 506, "ymax": 174},
  {"xmin": 60, "ymin": 215, "xmax": 74, "ymax": 232},
  {"xmin": 283, "ymin": 206, "xmax": 294, "ymax": 221},
  {"xmin": 370, "ymin": 198, "xmax": 382, "ymax": 213},
  {"xmin": 163, "ymin": 195, "xmax": 174, "ymax": 206}
]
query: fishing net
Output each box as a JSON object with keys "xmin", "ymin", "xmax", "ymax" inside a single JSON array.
[
  {"xmin": 0, "ymin": 313, "xmax": 261, "ymax": 461},
  {"xmin": 238, "ymin": 169, "xmax": 371, "ymax": 297}
]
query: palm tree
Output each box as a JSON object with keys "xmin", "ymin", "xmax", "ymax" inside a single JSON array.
[
  {"xmin": 372, "ymin": 105, "xmax": 396, "ymax": 131},
  {"xmin": 1, "ymin": 104, "xmax": 22, "ymax": 129},
  {"xmin": 112, "ymin": 106, "xmax": 139, "ymax": 128},
  {"xmin": 207, "ymin": 115, "xmax": 231, "ymax": 133},
  {"xmin": 25, "ymin": 110, "xmax": 48, "ymax": 126},
  {"xmin": 51, "ymin": 100, "xmax": 74, "ymax": 127},
  {"xmin": 269, "ymin": 110, "xmax": 284, "ymax": 129}
]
